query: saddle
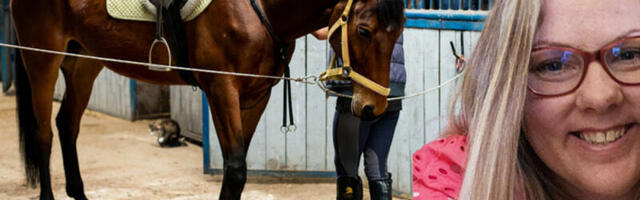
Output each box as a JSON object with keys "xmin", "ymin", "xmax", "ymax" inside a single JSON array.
[{"xmin": 106, "ymin": 0, "xmax": 211, "ymax": 22}]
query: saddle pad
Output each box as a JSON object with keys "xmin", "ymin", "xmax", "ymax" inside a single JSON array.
[{"xmin": 106, "ymin": 0, "xmax": 212, "ymax": 22}]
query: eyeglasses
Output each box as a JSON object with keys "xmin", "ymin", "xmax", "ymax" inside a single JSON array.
[{"xmin": 528, "ymin": 36, "xmax": 640, "ymax": 97}]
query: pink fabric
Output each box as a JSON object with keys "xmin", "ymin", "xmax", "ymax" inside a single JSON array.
[{"xmin": 413, "ymin": 134, "xmax": 467, "ymax": 200}]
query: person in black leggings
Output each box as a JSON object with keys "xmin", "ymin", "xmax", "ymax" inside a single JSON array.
[{"xmin": 313, "ymin": 29, "xmax": 406, "ymax": 200}]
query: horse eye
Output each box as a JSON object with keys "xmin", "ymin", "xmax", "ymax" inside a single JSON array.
[{"xmin": 357, "ymin": 27, "xmax": 371, "ymax": 38}]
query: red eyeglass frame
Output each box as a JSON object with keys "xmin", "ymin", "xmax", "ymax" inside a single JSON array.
[{"xmin": 528, "ymin": 35, "xmax": 640, "ymax": 97}]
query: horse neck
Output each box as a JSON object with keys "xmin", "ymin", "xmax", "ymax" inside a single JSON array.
[{"xmin": 259, "ymin": 0, "xmax": 340, "ymax": 43}]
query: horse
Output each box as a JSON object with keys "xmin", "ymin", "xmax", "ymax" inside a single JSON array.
[{"xmin": 10, "ymin": 0, "xmax": 405, "ymax": 199}]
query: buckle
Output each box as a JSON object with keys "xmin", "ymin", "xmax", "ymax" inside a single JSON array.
[
  {"xmin": 342, "ymin": 67, "xmax": 351, "ymax": 79},
  {"xmin": 340, "ymin": 14, "xmax": 349, "ymax": 23}
]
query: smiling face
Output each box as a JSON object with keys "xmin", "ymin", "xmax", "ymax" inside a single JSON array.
[{"xmin": 524, "ymin": 0, "xmax": 640, "ymax": 199}]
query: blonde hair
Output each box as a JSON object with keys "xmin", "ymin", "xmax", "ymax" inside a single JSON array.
[
  {"xmin": 452, "ymin": 0, "xmax": 640, "ymax": 199},
  {"xmin": 451, "ymin": 0, "xmax": 544, "ymax": 199}
]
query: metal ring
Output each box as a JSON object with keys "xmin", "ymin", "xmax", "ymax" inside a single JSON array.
[
  {"xmin": 148, "ymin": 38, "xmax": 172, "ymax": 71},
  {"xmin": 288, "ymin": 124, "xmax": 297, "ymax": 133},
  {"xmin": 340, "ymin": 15, "xmax": 349, "ymax": 23},
  {"xmin": 455, "ymin": 56, "xmax": 466, "ymax": 73},
  {"xmin": 280, "ymin": 125, "xmax": 297, "ymax": 134},
  {"xmin": 342, "ymin": 67, "xmax": 351, "ymax": 79}
]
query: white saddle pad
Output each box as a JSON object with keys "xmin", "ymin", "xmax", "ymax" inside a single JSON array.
[{"xmin": 106, "ymin": 0, "xmax": 212, "ymax": 22}]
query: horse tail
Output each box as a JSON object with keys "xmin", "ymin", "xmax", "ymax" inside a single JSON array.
[{"xmin": 15, "ymin": 50, "xmax": 40, "ymax": 187}]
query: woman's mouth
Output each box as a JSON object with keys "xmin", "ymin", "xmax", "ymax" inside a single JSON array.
[{"xmin": 570, "ymin": 124, "xmax": 633, "ymax": 145}]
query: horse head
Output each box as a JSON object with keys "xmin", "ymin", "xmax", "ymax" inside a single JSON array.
[{"xmin": 327, "ymin": 0, "xmax": 405, "ymax": 120}]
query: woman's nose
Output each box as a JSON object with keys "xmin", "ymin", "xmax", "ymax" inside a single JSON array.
[{"xmin": 575, "ymin": 62, "xmax": 623, "ymax": 113}]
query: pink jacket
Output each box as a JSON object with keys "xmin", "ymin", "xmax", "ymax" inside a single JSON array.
[{"xmin": 413, "ymin": 134, "xmax": 467, "ymax": 200}]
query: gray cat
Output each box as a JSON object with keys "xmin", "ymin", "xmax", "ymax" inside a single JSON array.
[{"xmin": 148, "ymin": 119, "xmax": 183, "ymax": 147}]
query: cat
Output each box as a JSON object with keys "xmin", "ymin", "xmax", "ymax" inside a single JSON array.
[{"xmin": 148, "ymin": 119, "xmax": 184, "ymax": 147}]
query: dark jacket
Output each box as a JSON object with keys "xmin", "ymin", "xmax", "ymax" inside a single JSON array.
[{"xmin": 327, "ymin": 34, "xmax": 406, "ymax": 112}]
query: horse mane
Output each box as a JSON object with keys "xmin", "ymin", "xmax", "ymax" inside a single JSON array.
[{"xmin": 375, "ymin": 0, "xmax": 405, "ymax": 31}]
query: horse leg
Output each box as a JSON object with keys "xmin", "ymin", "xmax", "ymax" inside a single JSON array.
[
  {"xmin": 55, "ymin": 44, "xmax": 103, "ymax": 200},
  {"xmin": 203, "ymin": 81, "xmax": 262, "ymax": 200},
  {"xmin": 15, "ymin": 45, "xmax": 66, "ymax": 200},
  {"xmin": 239, "ymin": 90, "xmax": 271, "ymax": 153}
]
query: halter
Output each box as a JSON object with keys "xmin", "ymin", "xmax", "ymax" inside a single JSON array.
[{"xmin": 319, "ymin": 0, "xmax": 391, "ymax": 97}]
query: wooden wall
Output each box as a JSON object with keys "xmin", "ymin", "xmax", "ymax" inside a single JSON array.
[
  {"xmin": 170, "ymin": 85, "xmax": 203, "ymax": 141},
  {"xmin": 203, "ymin": 29, "xmax": 481, "ymax": 196}
]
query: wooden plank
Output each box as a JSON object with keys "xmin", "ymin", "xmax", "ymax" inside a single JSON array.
[
  {"xmin": 466, "ymin": 31, "xmax": 482, "ymax": 58},
  {"xmin": 246, "ymin": 107, "xmax": 267, "ymax": 170},
  {"xmin": 396, "ymin": 125, "xmax": 412, "ymax": 194},
  {"xmin": 424, "ymin": 30, "xmax": 443, "ymax": 144},
  {"xmin": 111, "ymin": 70, "xmax": 129, "ymax": 118},
  {"xmin": 87, "ymin": 68, "xmax": 132, "ymax": 120},
  {"xmin": 170, "ymin": 86, "xmax": 203, "ymax": 141},
  {"xmin": 135, "ymin": 82, "xmax": 169, "ymax": 119},
  {"xmin": 325, "ymin": 97, "xmax": 337, "ymax": 171},
  {"xmin": 265, "ymin": 62, "xmax": 287, "ymax": 170},
  {"xmin": 285, "ymin": 36, "xmax": 307, "ymax": 170},
  {"xmin": 54, "ymin": 70, "xmax": 65, "ymax": 101},
  {"xmin": 305, "ymin": 35, "xmax": 329, "ymax": 171},
  {"xmin": 393, "ymin": 28, "xmax": 431, "ymax": 195},
  {"xmin": 207, "ymin": 102, "xmax": 224, "ymax": 169},
  {"xmin": 462, "ymin": 31, "xmax": 473, "ymax": 62},
  {"xmin": 438, "ymin": 30, "xmax": 462, "ymax": 131}
]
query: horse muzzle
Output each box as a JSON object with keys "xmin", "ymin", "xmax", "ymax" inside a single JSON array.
[
  {"xmin": 360, "ymin": 105, "xmax": 376, "ymax": 121},
  {"xmin": 351, "ymin": 89, "xmax": 387, "ymax": 120}
]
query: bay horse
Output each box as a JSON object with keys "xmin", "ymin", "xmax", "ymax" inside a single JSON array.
[{"xmin": 10, "ymin": 0, "xmax": 405, "ymax": 199}]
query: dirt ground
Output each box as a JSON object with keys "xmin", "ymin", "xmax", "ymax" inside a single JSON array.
[{"xmin": 0, "ymin": 93, "xmax": 406, "ymax": 200}]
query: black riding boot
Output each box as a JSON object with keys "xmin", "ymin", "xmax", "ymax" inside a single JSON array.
[
  {"xmin": 337, "ymin": 176, "xmax": 363, "ymax": 200},
  {"xmin": 369, "ymin": 173, "xmax": 392, "ymax": 200}
]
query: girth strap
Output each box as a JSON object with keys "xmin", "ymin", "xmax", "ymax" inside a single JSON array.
[{"xmin": 250, "ymin": 0, "xmax": 295, "ymax": 133}]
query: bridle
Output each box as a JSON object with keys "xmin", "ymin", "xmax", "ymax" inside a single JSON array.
[{"xmin": 319, "ymin": 0, "xmax": 391, "ymax": 97}]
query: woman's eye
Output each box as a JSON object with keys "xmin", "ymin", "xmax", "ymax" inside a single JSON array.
[
  {"xmin": 612, "ymin": 48, "xmax": 640, "ymax": 61},
  {"xmin": 530, "ymin": 58, "xmax": 581, "ymax": 81},
  {"xmin": 357, "ymin": 27, "xmax": 371, "ymax": 38},
  {"xmin": 619, "ymin": 51, "xmax": 637, "ymax": 60},
  {"xmin": 609, "ymin": 47, "xmax": 640, "ymax": 70},
  {"xmin": 533, "ymin": 61, "xmax": 565, "ymax": 73}
]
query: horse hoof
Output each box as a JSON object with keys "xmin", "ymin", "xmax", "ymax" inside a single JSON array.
[
  {"xmin": 39, "ymin": 193, "xmax": 54, "ymax": 200},
  {"xmin": 71, "ymin": 194, "xmax": 88, "ymax": 200}
]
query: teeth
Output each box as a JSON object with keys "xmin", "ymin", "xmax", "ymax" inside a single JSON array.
[
  {"xmin": 606, "ymin": 129, "xmax": 620, "ymax": 141},
  {"xmin": 595, "ymin": 132, "xmax": 606, "ymax": 143},
  {"xmin": 578, "ymin": 127, "xmax": 627, "ymax": 145}
]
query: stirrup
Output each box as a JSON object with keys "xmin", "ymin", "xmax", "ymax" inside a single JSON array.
[{"xmin": 148, "ymin": 37, "xmax": 172, "ymax": 71}]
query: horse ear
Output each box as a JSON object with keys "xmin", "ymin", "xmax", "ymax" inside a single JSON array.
[
  {"xmin": 377, "ymin": 0, "xmax": 405, "ymax": 32},
  {"xmin": 385, "ymin": 25, "xmax": 395, "ymax": 32},
  {"xmin": 353, "ymin": 0, "xmax": 374, "ymax": 6},
  {"xmin": 385, "ymin": 16, "xmax": 407, "ymax": 32}
]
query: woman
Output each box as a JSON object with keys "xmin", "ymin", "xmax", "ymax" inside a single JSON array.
[{"xmin": 413, "ymin": 0, "xmax": 640, "ymax": 199}]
